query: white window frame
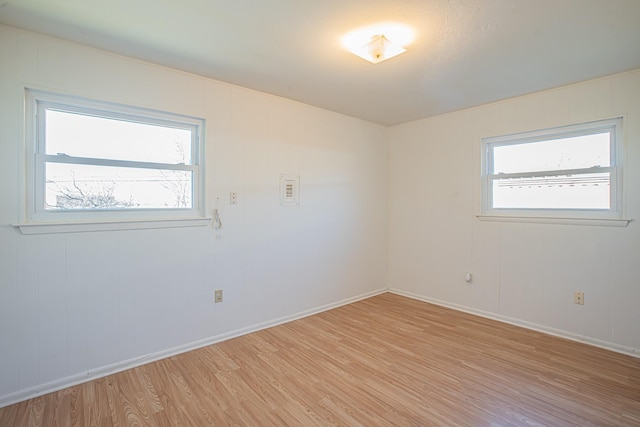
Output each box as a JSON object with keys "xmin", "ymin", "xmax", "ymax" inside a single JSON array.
[
  {"xmin": 480, "ymin": 118, "xmax": 626, "ymax": 225},
  {"xmin": 18, "ymin": 89, "xmax": 208, "ymax": 233}
]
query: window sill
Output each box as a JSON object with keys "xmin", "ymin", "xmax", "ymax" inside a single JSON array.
[
  {"xmin": 13, "ymin": 217, "xmax": 212, "ymax": 235},
  {"xmin": 476, "ymin": 215, "xmax": 630, "ymax": 227}
]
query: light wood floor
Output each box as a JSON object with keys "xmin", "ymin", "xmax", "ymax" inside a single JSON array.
[{"xmin": 1, "ymin": 293, "xmax": 639, "ymax": 426}]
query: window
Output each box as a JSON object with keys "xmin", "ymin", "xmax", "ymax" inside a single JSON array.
[
  {"xmin": 481, "ymin": 118, "xmax": 623, "ymax": 221},
  {"xmin": 25, "ymin": 89, "xmax": 206, "ymax": 226}
]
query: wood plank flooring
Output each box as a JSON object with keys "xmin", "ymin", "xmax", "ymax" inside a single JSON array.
[{"xmin": 1, "ymin": 293, "xmax": 639, "ymax": 426}]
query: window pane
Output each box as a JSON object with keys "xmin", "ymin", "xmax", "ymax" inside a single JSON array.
[
  {"xmin": 45, "ymin": 109, "xmax": 192, "ymax": 164},
  {"xmin": 492, "ymin": 172, "xmax": 610, "ymax": 209},
  {"xmin": 492, "ymin": 132, "xmax": 610, "ymax": 174},
  {"xmin": 45, "ymin": 162, "xmax": 192, "ymax": 210}
]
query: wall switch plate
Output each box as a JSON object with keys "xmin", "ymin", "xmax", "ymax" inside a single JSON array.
[
  {"xmin": 574, "ymin": 291, "xmax": 584, "ymax": 305},
  {"xmin": 214, "ymin": 289, "xmax": 223, "ymax": 303},
  {"xmin": 230, "ymin": 192, "xmax": 238, "ymax": 205}
]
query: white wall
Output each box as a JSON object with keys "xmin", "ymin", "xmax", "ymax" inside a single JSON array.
[
  {"xmin": 388, "ymin": 69, "xmax": 640, "ymax": 355},
  {"xmin": 0, "ymin": 25, "xmax": 388, "ymax": 406}
]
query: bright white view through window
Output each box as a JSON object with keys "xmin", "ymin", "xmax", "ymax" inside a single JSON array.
[
  {"xmin": 27, "ymin": 90, "xmax": 205, "ymax": 222},
  {"xmin": 481, "ymin": 118, "xmax": 622, "ymax": 219}
]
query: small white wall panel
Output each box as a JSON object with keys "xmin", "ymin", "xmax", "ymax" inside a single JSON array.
[
  {"xmin": 0, "ymin": 229, "xmax": 19, "ymax": 397},
  {"xmin": 37, "ymin": 235, "xmax": 68, "ymax": 384},
  {"xmin": 16, "ymin": 238, "xmax": 40, "ymax": 390}
]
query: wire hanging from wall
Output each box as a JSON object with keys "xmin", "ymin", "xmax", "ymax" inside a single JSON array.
[{"xmin": 212, "ymin": 197, "xmax": 223, "ymax": 230}]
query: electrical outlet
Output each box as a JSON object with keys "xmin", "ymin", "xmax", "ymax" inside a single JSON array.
[
  {"xmin": 230, "ymin": 192, "xmax": 238, "ymax": 205},
  {"xmin": 214, "ymin": 289, "xmax": 223, "ymax": 303},
  {"xmin": 574, "ymin": 291, "xmax": 584, "ymax": 305}
]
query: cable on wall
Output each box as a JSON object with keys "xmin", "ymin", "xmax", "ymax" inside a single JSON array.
[{"xmin": 212, "ymin": 197, "xmax": 223, "ymax": 230}]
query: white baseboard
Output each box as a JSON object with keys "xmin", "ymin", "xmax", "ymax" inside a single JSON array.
[
  {"xmin": 0, "ymin": 288, "xmax": 387, "ymax": 409},
  {"xmin": 389, "ymin": 288, "xmax": 639, "ymax": 359}
]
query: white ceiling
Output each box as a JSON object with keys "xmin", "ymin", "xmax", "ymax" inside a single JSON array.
[{"xmin": 1, "ymin": 0, "xmax": 639, "ymax": 126}]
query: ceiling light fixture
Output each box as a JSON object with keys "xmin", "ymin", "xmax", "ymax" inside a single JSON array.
[
  {"xmin": 360, "ymin": 34, "xmax": 406, "ymax": 64},
  {"xmin": 342, "ymin": 23, "xmax": 414, "ymax": 64}
]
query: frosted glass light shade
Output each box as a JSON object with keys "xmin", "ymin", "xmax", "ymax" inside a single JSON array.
[
  {"xmin": 342, "ymin": 23, "xmax": 413, "ymax": 64},
  {"xmin": 353, "ymin": 34, "xmax": 406, "ymax": 64}
]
